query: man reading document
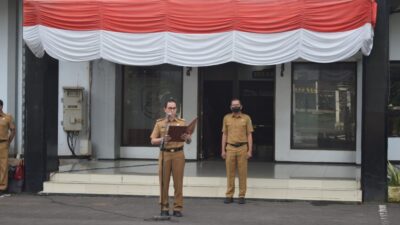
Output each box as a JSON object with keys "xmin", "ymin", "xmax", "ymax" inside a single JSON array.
[{"xmin": 150, "ymin": 99, "xmax": 196, "ymax": 218}]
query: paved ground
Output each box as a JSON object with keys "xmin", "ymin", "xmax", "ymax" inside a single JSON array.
[{"xmin": 0, "ymin": 194, "xmax": 399, "ymax": 225}]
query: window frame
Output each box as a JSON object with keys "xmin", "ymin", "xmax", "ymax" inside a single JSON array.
[
  {"xmin": 290, "ymin": 62, "xmax": 358, "ymax": 151},
  {"xmin": 120, "ymin": 64, "xmax": 184, "ymax": 147}
]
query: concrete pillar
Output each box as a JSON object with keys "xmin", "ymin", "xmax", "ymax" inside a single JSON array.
[
  {"xmin": 182, "ymin": 67, "xmax": 198, "ymax": 160},
  {"xmin": 361, "ymin": 0, "xmax": 390, "ymax": 202},
  {"xmin": 91, "ymin": 59, "xmax": 121, "ymax": 159},
  {"xmin": 0, "ymin": 0, "xmax": 19, "ymax": 154}
]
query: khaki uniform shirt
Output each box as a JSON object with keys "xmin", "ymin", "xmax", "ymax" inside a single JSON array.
[
  {"xmin": 222, "ymin": 113, "xmax": 253, "ymax": 151},
  {"xmin": 0, "ymin": 113, "xmax": 13, "ymax": 141},
  {"xmin": 150, "ymin": 117, "xmax": 186, "ymax": 149}
]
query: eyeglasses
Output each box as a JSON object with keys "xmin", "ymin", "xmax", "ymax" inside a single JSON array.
[{"xmin": 167, "ymin": 107, "xmax": 177, "ymax": 110}]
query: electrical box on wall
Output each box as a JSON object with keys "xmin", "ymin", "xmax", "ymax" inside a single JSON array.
[{"xmin": 63, "ymin": 87, "xmax": 84, "ymax": 131}]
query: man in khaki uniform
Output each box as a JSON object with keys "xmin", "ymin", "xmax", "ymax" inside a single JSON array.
[
  {"xmin": 0, "ymin": 99, "xmax": 16, "ymax": 192},
  {"xmin": 150, "ymin": 99, "xmax": 191, "ymax": 217},
  {"xmin": 221, "ymin": 98, "xmax": 253, "ymax": 204}
]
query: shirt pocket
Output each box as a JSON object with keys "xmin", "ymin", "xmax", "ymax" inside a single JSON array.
[
  {"xmin": 235, "ymin": 121, "xmax": 246, "ymax": 129},
  {"xmin": 159, "ymin": 126, "xmax": 166, "ymax": 136}
]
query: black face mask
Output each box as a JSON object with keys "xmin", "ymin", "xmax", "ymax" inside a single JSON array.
[{"xmin": 231, "ymin": 106, "xmax": 241, "ymax": 113}]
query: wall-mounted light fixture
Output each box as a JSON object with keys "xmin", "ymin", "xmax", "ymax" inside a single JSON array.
[
  {"xmin": 186, "ymin": 67, "xmax": 192, "ymax": 76},
  {"xmin": 280, "ymin": 64, "xmax": 285, "ymax": 77}
]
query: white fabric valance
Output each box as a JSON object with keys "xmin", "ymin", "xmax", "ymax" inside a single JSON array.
[{"xmin": 23, "ymin": 0, "xmax": 377, "ymax": 66}]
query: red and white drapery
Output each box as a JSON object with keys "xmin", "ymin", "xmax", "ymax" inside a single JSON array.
[{"xmin": 23, "ymin": 0, "xmax": 377, "ymax": 66}]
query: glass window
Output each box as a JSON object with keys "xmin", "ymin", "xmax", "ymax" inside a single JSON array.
[
  {"xmin": 122, "ymin": 65, "xmax": 183, "ymax": 146},
  {"xmin": 388, "ymin": 62, "xmax": 400, "ymax": 137},
  {"xmin": 291, "ymin": 63, "xmax": 357, "ymax": 150}
]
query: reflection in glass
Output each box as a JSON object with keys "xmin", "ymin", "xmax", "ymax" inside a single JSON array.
[
  {"xmin": 122, "ymin": 65, "xmax": 183, "ymax": 146},
  {"xmin": 292, "ymin": 63, "xmax": 356, "ymax": 150},
  {"xmin": 388, "ymin": 62, "xmax": 400, "ymax": 137}
]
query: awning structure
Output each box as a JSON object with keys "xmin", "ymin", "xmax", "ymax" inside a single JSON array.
[{"xmin": 23, "ymin": 0, "xmax": 377, "ymax": 66}]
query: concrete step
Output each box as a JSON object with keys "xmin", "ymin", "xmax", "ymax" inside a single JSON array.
[{"xmin": 42, "ymin": 173, "xmax": 362, "ymax": 202}]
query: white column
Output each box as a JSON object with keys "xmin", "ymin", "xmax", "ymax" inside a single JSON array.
[
  {"xmin": 0, "ymin": 0, "xmax": 19, "ymax": 154},
  {"xmin": 275, "ymin": 63, "xmax": 292, "ymax": 161},
  {"xmin": 182, "ymin": 67, "xmax": 198, "ymax": 160},
  {"xmin": 91, "ymin": 59, "xmax": 120, "ymax": 159},
  {"xmin": 16, "ymin": 0, "xmax": 24, "ymax": 155},
  {"xmin": 0, "ymin": 0, "xmax": 11, "ymax": 113},
  {"xmin": 58, "ymin": 61, "xmax": 91, "ymax": 156},
  {"xmin": 356, "ymin": 59, "xmax": 363, "ymax": 164}
]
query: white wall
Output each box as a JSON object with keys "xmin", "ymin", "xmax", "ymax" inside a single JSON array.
[
  {"xmin": 388, "ymin": 138, "xmax": 400, "ymax": 160},
  {"xmin": 390, "ymin": 13, "xmax": 400, "ymax": 61},
  {"xmin": 16, "ymin": 0, "xmax": 23, "ymax": 155},
  {"xmin": 58, "ymin": 61, "xmax": 91, "ymax": 156},
  {"xmin": 120, "ymin": 67, "xmax": 198, "ymax": 160},
  {"xmin": 0, "ymin": 0, "xmax": 19, "ymax": 154},
  {"xmin": 275, "ymin": 62, "xmax": 361, "ymax": 163},
  {"xmin": 58, "ymin": 62, "xmax": 196, "ymax": 160},
  {"xmin": 0, "ymin": 0, "xmax": 11, "ymax": 113}
]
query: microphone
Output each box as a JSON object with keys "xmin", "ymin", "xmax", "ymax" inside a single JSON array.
[
  {"xmin": 166, "ymin": 112, "xmax": 172, "ymax": 122},
  {"xmin": 162, "ymin": 112, "xmax": 172, "ymax": 147}
]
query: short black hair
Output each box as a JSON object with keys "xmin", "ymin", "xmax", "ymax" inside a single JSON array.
[
  {"xmin": 0, "ymin": 99, "xmax": 3, "ymax": 106},
  {"xmin": 164, "ymin": 98, "xmax": 177, "ymax": 108}
]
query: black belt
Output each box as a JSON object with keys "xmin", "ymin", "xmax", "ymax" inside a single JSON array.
[
  {"xmin": 228, "ymin": 142, "xmax": 248, "ymax": 148},
  {"xmin": 161, "ymin": 147, "xmax": 183, "ymax": 153},
  {"xmin": 0, "ymin": 140, "xmax": 8, "ymax": 143}
]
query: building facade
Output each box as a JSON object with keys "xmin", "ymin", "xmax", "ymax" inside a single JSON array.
[{"xmin": 1, "ymin": 0, "xmax": 398, "ymax": 200}]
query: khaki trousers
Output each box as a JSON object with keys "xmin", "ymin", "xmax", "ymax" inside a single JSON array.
[
  {"xmin": 0, "ymin": 142, "xmax": 9, "ymax": 191},
  {"xmin": 225, "ymin": 148, "xmax": 248, "ymax": 198},
  {"xmin": 158, "ymin": 151, "xmax": 185, "ymax": 211}
]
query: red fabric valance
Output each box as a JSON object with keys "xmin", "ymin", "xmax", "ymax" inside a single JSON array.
[{"xmin": 24, "ymin": 0, "xmax": 376, "ymax": 34}]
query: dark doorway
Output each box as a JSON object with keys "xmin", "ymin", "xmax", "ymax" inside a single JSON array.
[
  {"xmin": 200, "ymin": 63, "xmax": 275, "ymax": 161},
  {"xmin": 240, "ymin": 81, "xmax": 274, "ymax": 161},
  {"xmin": 202, "ymin": 81, "xmax": 233, "ymax": 159}
]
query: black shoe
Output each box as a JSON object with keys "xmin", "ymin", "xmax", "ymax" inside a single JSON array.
[
  {"xmin": 238, "ymin": 197, "xmax": 246, "ymax": 204},
  {"xmin": 224, "ymin": 197, "xmax": 233, "ymax": 204},
  {"xmin": 173, "ymin": 211, "xmax": 183, "ymax": 217},
  {"xmin": 160, "ymin": 210, "xmax": 170, "ymax": 216}
]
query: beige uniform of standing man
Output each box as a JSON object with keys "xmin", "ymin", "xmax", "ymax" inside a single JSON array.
[
  {"xmin": 221, "ymin": 98, "xmax": 253, "ymax": 204},
  {"xmin": 0, "ymin": 99, "xmax": 16, "ymax": 192},
  {"xmin": 150, "ymin": 99, "xmax": 191, "ymax": 217}
]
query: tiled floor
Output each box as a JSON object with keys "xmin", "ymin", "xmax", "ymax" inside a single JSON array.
[{"xmin": 59, "ymin": 159, "xmax": 361, "ymax": 180}]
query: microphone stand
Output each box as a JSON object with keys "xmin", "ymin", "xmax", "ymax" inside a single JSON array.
[{"xmin": 152, "ymin": 114, "xmax": 171, "ymax": 221}]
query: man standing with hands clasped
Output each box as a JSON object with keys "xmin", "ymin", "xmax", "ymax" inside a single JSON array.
[
  {"xmin": 221, "ymin": 98, "xmax": 253, "ymax": 204},
  {"xmin": 150, "ymin": 99, "xmax": 191, "ymax": 217},
  {"xmin": 0, "ymin": 99, "xmax": 16, "ymax": 193}
]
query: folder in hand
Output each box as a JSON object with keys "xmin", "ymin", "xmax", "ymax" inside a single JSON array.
[{"xmin": 167, "ymin": 117, "xmax": 198, "ymax": 142}]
